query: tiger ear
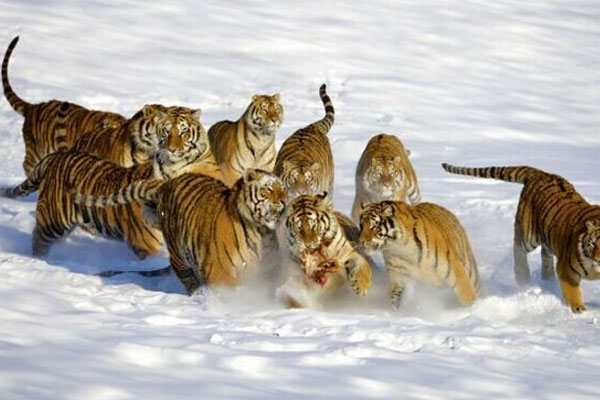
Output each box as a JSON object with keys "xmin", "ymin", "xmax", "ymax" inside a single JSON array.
[
  {"xmin": 310, "ymin": 162, "xmax": 321, "ymax": 172},
  {"xmin": 360, "ymin": 201, "xmax": 368, "ymax": 211},
  {"xmin": 317, "ymin": 191, "xmax": 328, "ymax": 200},
  {"xmin": 244, "ymin": 169, "xmax": 259, "ymax": 182},
  {"xmin": 252, "ymin": 95, "xmax": 260, "ymax": 102},
  {"xmin": 272, "ymin": 93, "xmax": 281, "ymax": 102},
  {"xmin": 382, "ymin": 203, "xmax": 394, "ymax": 217},
  {"xmin": 192, "ymin": 108, "xmax": 202, "ymax": 121},
  {"xmin": 585, "ymin": 220, "xmax": 599, "ymax": 231},
  {"xmin": 282, "ymin": 160, "xmax": 294, "ymax": 173},
  {"xmin": 404, "ymin": 148, "xmax": 411, "ymax": 157},
  {"xmin": 142, "ymin": 105, "xmax": 156, "ymax": 118}
]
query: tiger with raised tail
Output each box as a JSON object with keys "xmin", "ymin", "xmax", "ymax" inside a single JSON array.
[
  {"xmin": 2, "ymin": 36, "xmax": 126, "ymax": 175},
  {"xmin": 442, "ymin": 163, "xmax": 600, "ymax": 313},
  {"xmin": 359, "ymin": 200, "xmax": 480, "ymax": 309},
  {"xmin": 208, "ymin": 92, "xmax": 283, "ymax": 186},
  {"xmin": 1, "ymin": 107, "xmax": 215, "ymax": 258},
  {"xmin": 351, "ymin": 133, "xmax": 421, "ymax": 222},
  {"xmin": 277, "ymin": 193, "xmax": 372, "ymax": 308},
  {"xmin": 274, "ymin": 84, "xmax": 334, "ymax": 202},
  {"xmin": 73, "ymin": 170, "xmax": 287, "ymax": 294}
]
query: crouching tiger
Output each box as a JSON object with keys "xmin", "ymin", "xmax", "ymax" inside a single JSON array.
[
  {"xmin": 359, "ymin": 201, "xmax": 480, "ymax": 309},
  {"xmin": 442, "ymin": 163, "xmax": 600, "ymax": 313},
  {"xmin": 73, "ymin": 170, "xmax": 287, "ymax": 294},
  {"xmin": 277, "ymin": 193, "xmax": 373, "ymax": 308}
]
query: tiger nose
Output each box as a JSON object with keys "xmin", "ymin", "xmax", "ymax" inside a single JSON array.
[{"xmin": 165, "ymin": 133, "xmax": 184, "ymax": 152}]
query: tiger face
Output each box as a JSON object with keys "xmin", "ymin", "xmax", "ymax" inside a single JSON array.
[
  {"xmin": 358, "ymin": 201, "xmax": 400, "ymax": 252},
  {"xmin": 153, "ymin": 107, "xmax": 207, "ymax": 164},
  {"xmin": 284, "ymin": 193, "xmax": 334, "ymax": 252},
  {"xmin": 281, "ymin": 161, "xmax": 321, "ymax": 199},
  {"xmin": 245, "ymin": 94, "xmax": 283, "ymax": 136},
  {"xmin": 579, "ymin": 220, "xmax": 600, "ymax": 273},
  {"xmin": 241, "ymin": 169, "xmax": 288, "ymax": 230},
  {"xmin": 364, "ymin": 156, "xmax": 406, "ymax": 201}
]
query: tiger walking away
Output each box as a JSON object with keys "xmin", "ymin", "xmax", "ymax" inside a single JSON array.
[
  {"xmin": 352, "ymin": 133, "xmax": 421, "ymax": 222},
  {"xmin": 208, "ymin": 92, "xmax": 283, "ymax": 186},
  {"xmin": 359, "ymin": 200, "xmax": 480, "ymax": 309},
  {"xmin": 442, "ymin": 162, "xmax": 600, "ymax": 313},
  {"xmin": 2, "ymin": 36, "xmax": 126, "ymax": 175},
  {"xmin": 274, "ymin": 84, "xmax": 335, "ymax": 202},
  {"xmin": 72, "ymin": 170, "xmax": 288, "ymax": 294}
]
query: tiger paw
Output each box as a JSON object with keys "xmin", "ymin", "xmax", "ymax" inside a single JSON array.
[
  {"xmin": 570, "ymin": 303, "xmax": 586, "ymax": 313},
  {"xmin": 346, "ymin": 258, "xmax": 371, "ymax": 296}
]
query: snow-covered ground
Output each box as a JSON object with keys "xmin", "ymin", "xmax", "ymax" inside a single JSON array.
[{"xmin": 1, "ymin": 1, "xmax": 600, "ymax": 398}]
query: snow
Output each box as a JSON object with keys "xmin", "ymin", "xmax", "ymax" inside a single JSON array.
[{"xmin": 1, "ymin": 0, "xmax": 600, "ymax": 399}]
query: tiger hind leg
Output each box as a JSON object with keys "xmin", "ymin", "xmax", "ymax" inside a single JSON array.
[
  {"xmin": 541, "ymin": 244, "xmax": 555, "ymax": 280},
  {"xmin": 450, "ymin": 266, "xmax": 478, "ymax": 306},
  {"xmin": 513, "ymin": 224, "xmax": 533, "ymax": 286},
  {"xmin": 32, "ymin": 222, "xmax": 73, "ymax": 257},
  {"xmin": 170, "ymin": 255, "xmax": 203, "ymax": 295}
]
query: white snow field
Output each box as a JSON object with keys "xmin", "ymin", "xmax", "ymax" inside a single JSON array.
[{"xmin": 1, "ymin": 1, "xmax": 600, "ymax": 399}]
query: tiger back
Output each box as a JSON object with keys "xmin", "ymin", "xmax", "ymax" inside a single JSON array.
[
  {"xmin": 352, "ymin": 133, "xmax": 421, "ymax": 222},
  {"xmin": 442, "ymin": 163, "xmax": 600, "ymax": 312},
  {"xmin": 277, "ymin": 193, "xmax": 372, "ymax": 308},
  {"xmin": 274, "ymin": 84, "xmax": 335, "ymax": 201},
  {"xmin": 359, "ymin": 201, "xmax": 480, "ymax": 309},
  {"xmin": 208, "ymin": 93, "xmax": 283, "ymax": 186},
  {"xmin": 2, "ymin": 36, "xmax": 126, "ymax": 175}
]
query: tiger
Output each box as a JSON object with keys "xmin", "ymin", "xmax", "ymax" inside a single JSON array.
[
  {"xmin": 276, "ymin": 192, "xmax": 372, "ymax": 308},
  {"xmin": 442, "ymin": 163, "xmax": 600, "ymax": 313},
  {"xmin": 72, "ymin": 170, "xmax": 288, "ymax": 294},
  {"xmin": 358, "ymin": 200, "xmax": 480, "ymax": 309},
  {"xmin": 2, "ymin": 36, "xmax": 126, "ymax": 175},
  {"xmin": 71, "ymin": 104, "xmax": 203, "ymax": 168},
  {"xmin": 208, "ymin": 92, "xmax": 283, "ymax": 186},
  {"xmin": 351, "ymin": 133, "xmax": 421, "ymax": 223},
  {"xmin": 1, "ymin": 108, "xmax": 215, "ymax": 259},
  {"xmin": 274, "ymin": 84, "xmax": 334, "ymax": 201}
]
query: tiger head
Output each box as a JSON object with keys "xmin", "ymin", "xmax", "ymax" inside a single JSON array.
[
  {"xmin": 363, "ymin": 155, "xmax": 409, "ymax": 201},
  {"xmin": 152, "ymin": 106, "xmax": 207, "ymax": 163},
  {"xmin": 284, "ymin": 193, "xmax": 336, "ymax": 253},
  {"xmin": 281, "ymin": 161, "xmax": 322, "ymax": 199},
  {"xmin": 244, "ymin": 94, "xmax": 283, "ymax": 136},
  {"xmin": 579, "ymin": 220, "xmax": 600, "ymax": 272},
  {"xmin": 358, "ymin": 201, "xmax": 404, "ymax": 252},
  {"xmin": 237, "ymin": 169, "xmax": 288, "ymax": 230}
]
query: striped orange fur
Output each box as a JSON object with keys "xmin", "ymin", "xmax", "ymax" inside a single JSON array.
[
  {"xmin": 208, "ymin": 93, "xmax": 283, "ymax": 186},
  {"xmin": 352, "ymin": 133, "xmax": 421, "ymax": 222},
  {"xmin": 2, "ymin": 36, "xmax": 126, "ymax": 175},
  {"xmin": 359, "ymin": 200, "xmax": 480, "ymax": 309},
  {"xmin": 442, "ymin": 163, "xmax": 600, "ymax": 312},
  {"xmin": 274, "ymin": 84, "xmax": 335, "ymax": 201}
]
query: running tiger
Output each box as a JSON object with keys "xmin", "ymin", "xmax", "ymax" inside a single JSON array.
[
  {"xmin": 442, "ymin": 163, "xmax": 600, "ymax": 313},
  {"xmin": 2, "ymin": 36, "xmax": 126, "ymax": 175},
  {"xmin": 208, "ymin": 92, "xmax": 283, "ymax": 186},
  {"xmin": 274, "ymin": 84, "xmax": 334, "ymax": 201},
  {"xmin": 359, "ymin": 201, "xmax": 480, "ymax": 309},
  {"xmin": 351, "ymin": 133, "xmax": 421, "ymax": 222},
  {"xmin": 1, "ymin": 108, "xmax": 215, "ymax": 258},
  {"xmin": 277, "ymin": 193, "xmax": 372, "ymax": 308},
  {"xmin": 74, "ymin": 170, "xmax": 287, "ymax": 294}
]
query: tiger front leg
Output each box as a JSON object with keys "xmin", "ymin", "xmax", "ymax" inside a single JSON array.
[
  {"xmin": 386, "ymin": 268, "xmax": 406, "ymax": 310},
  {"xmin": 557, "ymin": 260, "xmax": 585, "ymax": 313},
  {"xmin": 344, "ymin": 254, "xmax": 372, "ymax": 296}
]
